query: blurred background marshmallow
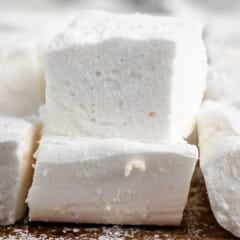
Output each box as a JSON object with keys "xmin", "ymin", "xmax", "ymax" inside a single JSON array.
[{"xmin": 0, "ymin": 0, "xmax": 239, "ymax": 116}]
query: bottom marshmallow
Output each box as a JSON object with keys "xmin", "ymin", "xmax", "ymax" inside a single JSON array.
[
  {"xmin": 28, "ymin": 136, "xmax": 197, "ymax": 225},
  {"xmin": 0, "ymin": 116, "xmax": 38, "ymax": 225}
]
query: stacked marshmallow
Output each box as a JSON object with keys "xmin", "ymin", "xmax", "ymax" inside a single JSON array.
[
  {"xmin": 27, "ymin": 11, "xmax": 207, "ymax": 225},
  {"xmin": 197, "ymin": 15, "xmax": 240, "ymax": 237}
]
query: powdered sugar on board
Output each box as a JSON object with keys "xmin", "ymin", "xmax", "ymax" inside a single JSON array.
[{"xmin": 0, "ymin": 165, "xmax": 236, "ymax": 239}]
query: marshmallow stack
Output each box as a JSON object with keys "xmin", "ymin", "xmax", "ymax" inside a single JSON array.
[{"xmin": 28, "ymin": 11, "xmax": 207, "ymax": 225}]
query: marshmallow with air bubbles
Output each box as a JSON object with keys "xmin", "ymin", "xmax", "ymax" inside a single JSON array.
[
  {"xmin": 42, "ymin": 10, "xmax": 207, "ymax": 143},
  {"xmin": 28, "ymin": 136, "xmax": 198, "ymax": 225}
]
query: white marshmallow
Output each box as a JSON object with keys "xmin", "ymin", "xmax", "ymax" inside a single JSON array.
[
  {"xmin": 0, "ymin": 32, "xmax": 44, "ymax": 116},
  {"xmin": 206, "ymin": 65, "xmax": 240, "ymax": 106},
  {"xmin": 198, "ymin": 101, "xmax": 240, "ymax": 146},
  {"xmin": 0, "ymin": 11, "xmax": 76, "ymax": 49},
  {"xmin": 0, "ymin": 116, "xmax": 38, "ymax": 225},
  {"xmin": 198, "ymin": 100, "xmax": 240, "ymax": 237},
  {"xmin": 43, "ymin": 10, "xmax": 207, "ymax": 142},
  {"xmin": 204, "ymin": 16, "xmax": 240, "ymax": 109},
  {"xmin": 205, "ymin": 15, "xmax": 240, "ymax": 65},
  {"xmin": 0, "ymin": 11, "xmax": 77, "ymax": 116},
  {"xmin": 28, "ymin": 136, "xmax": 197, "ymax": 225}
]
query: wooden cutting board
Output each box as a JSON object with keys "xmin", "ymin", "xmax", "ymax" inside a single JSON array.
[{"xmin": 0, "ymin": 166, "xmax": 237, "ymax": 240}]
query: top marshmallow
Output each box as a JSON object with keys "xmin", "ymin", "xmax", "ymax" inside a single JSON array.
[{"xmin": 43, "ymin": 10, "xmax": 207, "ymax": 142}]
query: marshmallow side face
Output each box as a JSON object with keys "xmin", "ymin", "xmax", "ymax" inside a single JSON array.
[
  {"xmin": 43, "ymin": 11, "xmax": 207, "ymax": 142},
  {"xmin": 198, "ymin": 101, "xmax": 240, "ymax": 237},
  {"xmin": 28, "ymin": 136, "xmax": 198, "ymax": 225},
  {"xmin": 171, "ymin": 30, "xmax": 206, "ymax": 141},
  {"xmin": 0, "ymin": 116, "xmax": 37, "ymax": 225},
  {"xmin": 200, "ymin": 135, "xmax": 240, "ymax": 238},
  {"xmin": 0, "ymin": 33, "xmax": 45, "ymax": 116}
]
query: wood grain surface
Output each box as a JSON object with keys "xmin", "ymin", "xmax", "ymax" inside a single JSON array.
[{"xmin": 0, "ymin": 165, "xmax": 237, "ymax": 240}]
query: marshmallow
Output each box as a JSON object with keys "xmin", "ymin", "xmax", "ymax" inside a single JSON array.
[
  {"xmin": 0, "ymin": 32, "xmax": 45, "ymax": 116},
  {"xmin": 204, "ymin": 16, "xmax": 240, "ymax": 110},
  {"xmin": 205, "ymin": 65, "xmax": 240, "ymax": 106},
  {"xmin": 28, "ymin": 136, "xmax": 197, "ymax": 225},
  {"xmin": 198, "ymin": 100, "xmax": 240, "ymax": 146},
  {"xmin": 0, "ymin": 116, "xmax": 38, "ymax": 225},
  {"xmin": 0, "ymin": 11, "xmax": 76, "ymax": 49},
  {"xmin": 205, "ymin": 15, "xmax": 240, "ymax": 64},
  {"xmin": 0, "ymin": 11, "xmax": 77, "ymax": 116},
  {"xmin": 198, "ymin": 100, "xmax": 240, "ymax": 237},
  {"xmin": 43, "ymin": 10, "xmax": 207, "ymax": 142}
]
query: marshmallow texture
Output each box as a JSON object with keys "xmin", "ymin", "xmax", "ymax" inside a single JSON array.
[
  {"xmin": 28, "ymin": 136, "xmax": 197, "ymax": 225},
  {"xmin": 198, "ymin": 100, "xmax": 240, "ymax": 146},
  {"xmin": 43, "ymin": 11, "xmax": 207, "ymax": 142},
  {"xmin": 205, "ymin": 65, "xmax": 240, "ymax": 106},
  {"xmin": 0, "ymin": 32, "xmax": 44, "ymax": 116},
  {"xmin": 0, "ymin": 116, "xmax": 38, "ymax": 225},
  {"xmin": 205, "ymin": 15, "xmax": 240, "ymax": 65},
  {"xmin": 198, "ymin": 100, "xmax": 240, "ymax": 237}
]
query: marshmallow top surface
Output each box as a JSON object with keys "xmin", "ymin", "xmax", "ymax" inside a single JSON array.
[
  {"xmin": 36, "ymin": 136, "xmax": 197, "ymax": 163},
  {"xmin": 49, "ymin": 10, "xmax": 203, "ymax": 51},
  {"xmin": 0, "ymin": 116, "xmax": 35, "ymax": 142}
]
